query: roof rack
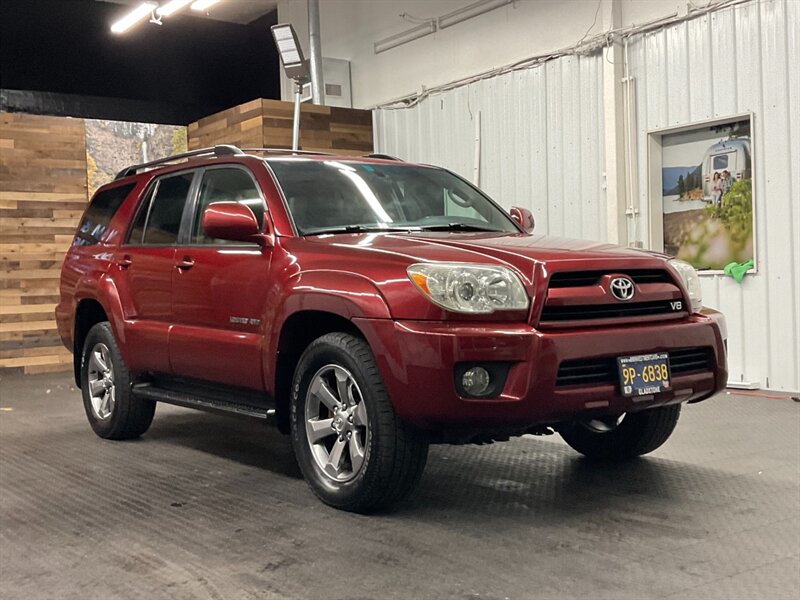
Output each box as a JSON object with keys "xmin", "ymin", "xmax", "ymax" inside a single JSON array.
[
  {"xmin": 364, "ymin": 153, "xmax": 403, "ymax": 161},
  {"xmin": 114, "ymin": 144, "xmax": 243, "ymax": 180},
  {"xmin": 240, "ymin": 148, "xmax": 335, "ymax": 157}
]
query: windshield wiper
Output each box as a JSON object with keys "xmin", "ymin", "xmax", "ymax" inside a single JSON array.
[
  {"xmin": 417, "ymin": 223, "xmax": 501, "ymax": 232},
  {"xmin": 304, "ymin": 225, "xmax": 408, "ymax": 236}
]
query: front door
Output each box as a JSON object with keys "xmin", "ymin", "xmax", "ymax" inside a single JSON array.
[{"xmin": 169, "ymin": 166, "xmax": 273, "ymax": 393}]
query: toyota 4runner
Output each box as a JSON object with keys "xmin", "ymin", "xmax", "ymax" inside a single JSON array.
[{"xmin": 57, "ymin": 146, "xmax": 728, "ymax": 512}]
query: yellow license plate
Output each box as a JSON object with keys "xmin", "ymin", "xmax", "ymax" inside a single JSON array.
[{"xmin": 617, "ymin": 352, "xmax": 671, "ymax": 397}]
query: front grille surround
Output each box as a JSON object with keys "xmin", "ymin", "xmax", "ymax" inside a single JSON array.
[{"xmin": 539, "ymin": 268, "xmax": 685, "ymax": 327}]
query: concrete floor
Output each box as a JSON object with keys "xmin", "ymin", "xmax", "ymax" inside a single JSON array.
[{"xmin": 0, "ymin": 372, "xmax": 798, "ymax": 600}]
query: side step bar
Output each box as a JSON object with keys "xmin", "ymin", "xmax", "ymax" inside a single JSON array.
[{"xmin": 132, "ymin": 383, "xmax": 276, "ymax": 421}]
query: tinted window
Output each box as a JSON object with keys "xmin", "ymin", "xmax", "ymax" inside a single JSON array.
[
  {"xmin": 73, "ymin": 183, "xmax": 135, "ymax": 246},
  {"xmin": 127, "ymin": 184, "xmax": 154, "ymax": 244},
  {"xmin": 128, "ymin": 172, "xmax": 193, "ymax": 245},
  {"xmin": 713, "ymin": 154, "xmax": 729, "ymax": 169},
  {"xmin": 192, "ymin": 168, "xmax": 265, "ymax": 244},
  {"xmin": 267, "ymin": 159, "xmax": 518, "ymax": 235}
]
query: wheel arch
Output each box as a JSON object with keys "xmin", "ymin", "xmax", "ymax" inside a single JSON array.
[
  {"xmin": 272, "ymin": 310, "xmax": 366, "ymax": 434},
  {"xmin": 72, "ymin": 275, "xmax": 128, "ymax": 388},
  {"xmin": 73, "ymin": 298, "xmax": 109, "ymax": 387}
]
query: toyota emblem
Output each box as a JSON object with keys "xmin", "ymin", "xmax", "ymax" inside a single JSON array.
[{"xmin": 609, "ymin": 277, "xmax": 635, "ymax": 301}]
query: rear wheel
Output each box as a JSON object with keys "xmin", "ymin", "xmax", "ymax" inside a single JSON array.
[
  {"xmin": 558, "ymin": 404, "xmax": 681, "ymax": 461},
  {"xmin": 80, "ymin": 322, "xmax": 155, "ymax": 440},
  {"xmin": 290, "ymin": 332, "xmax": 429, "ymax": 512}
]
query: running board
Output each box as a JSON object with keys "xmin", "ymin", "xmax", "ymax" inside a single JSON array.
[{"xmin": 132, "ymin": 382, "xmax": 276, "ymax": 421}]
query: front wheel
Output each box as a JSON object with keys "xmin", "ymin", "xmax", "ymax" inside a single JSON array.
[
  {"xmin": 558, "ymin": 404, "xmax": 681, "ymax": 461},
  {"xmin": 290, "ymin": 332, "xmax": 429, "ymax": 512}
]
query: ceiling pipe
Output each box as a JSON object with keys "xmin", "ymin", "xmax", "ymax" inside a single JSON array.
[{"xmin": 307, "ymin": 0, "xmax": 325, "ymax": 105}]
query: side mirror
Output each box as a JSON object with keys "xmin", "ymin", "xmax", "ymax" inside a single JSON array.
[
  {"xmin": 510, "ymin": 206, "xmax": 535, "ymax": 233},
  {"xmin": 202, "ymin": 202, "xmax": 271, "ymax": 247}
]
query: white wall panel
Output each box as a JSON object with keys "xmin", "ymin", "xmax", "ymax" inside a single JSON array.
[
  {"xmin": 375, "ymin": 54, "xmax": 607, "ymax": 240},
  {"xmin": 374, "ymin": 0, "xmax": 798, "ymax": 392},
  {"xmin": 628, "ymin": 0, "xmax": 799, "ymax": 391}
]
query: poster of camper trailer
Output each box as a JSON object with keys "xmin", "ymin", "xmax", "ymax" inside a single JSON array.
[{"xmin": 661, "ymin": 117, "xmax": 753, "ymax": 271}]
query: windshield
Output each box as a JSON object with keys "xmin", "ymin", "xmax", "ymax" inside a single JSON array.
[{"xmin": 266, "ymin": 159, "xmax": 519, "ymax": 235}]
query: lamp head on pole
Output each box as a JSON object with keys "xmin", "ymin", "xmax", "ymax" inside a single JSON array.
[{"xmin": 271, "ymin": 23, "xmax": 310, "ymax": 82}]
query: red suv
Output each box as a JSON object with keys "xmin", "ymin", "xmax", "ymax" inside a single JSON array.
[{"xmin": 57, "ymin": 146, "xmax": 727, "ymax": 512}]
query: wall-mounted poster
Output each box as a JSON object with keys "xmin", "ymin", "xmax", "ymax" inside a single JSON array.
[
  {"xmin": 85, "ymin": 119, "xmax": 188, "ymax": 196},
  {"xmin": 660, "ymin": 116, "xmax": 754, "ymax": 271}
]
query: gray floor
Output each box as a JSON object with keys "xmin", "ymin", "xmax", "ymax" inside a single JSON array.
[{"xmin": 0, "ymin": 372, "xmax": 798, "ymax": 600}]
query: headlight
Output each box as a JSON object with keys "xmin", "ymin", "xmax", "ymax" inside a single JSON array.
[
  {"xmin": 668, "ymin": 259, "xmax": 702, "ymax": 313},
  {"xmin": 407, "ymin": 263, "xmax": 529, "ymax": 314}
]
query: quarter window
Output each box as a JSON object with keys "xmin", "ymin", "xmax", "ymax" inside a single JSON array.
[
  {"xmin": 192, "ymin": 168, "xmax": 265, "ymax": 244},
  {"xmin": 73, "ymin": 183, "xmax": 135, "ymax": 246}
]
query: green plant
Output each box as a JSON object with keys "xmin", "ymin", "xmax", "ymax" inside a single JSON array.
[{"xmin": 704, "ymin": 178, "xmax": 752, "ymax": 253}]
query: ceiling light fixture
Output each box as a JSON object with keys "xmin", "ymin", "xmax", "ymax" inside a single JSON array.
[
  {"xmin": 437, "ymin": 0, "xmax": 513, "ymax": 29},
  {"xmin": 157, "ymin": 0, "xmax": 194, "ymax": 17},
  {"xmin": 110, "ymin": 2, "xmax": 158, "ymax": 34},
  {"xmin": 191, "ymin": 0, "xmax": 223, "ymax": 11},
  {"xmin": 374, "ymin": 22, "xmax": 436, "ymax": 54}
]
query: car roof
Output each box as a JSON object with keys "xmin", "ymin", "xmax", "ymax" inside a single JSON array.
[{"xmin": 112, "ymin": 145, "xmax": 415, "ymax": 183}]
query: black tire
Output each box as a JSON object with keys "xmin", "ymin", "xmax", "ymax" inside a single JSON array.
[
  {"xmin": 80, "ymin": 322, "xmax": 155, "ymax": 440},
  {"xmin": 559, "ymin": 404, "xmax": 681, "ymax": 461},
  {"xmin": 290, "ymin": 332, "xmax": 429, "ymax": 513}
]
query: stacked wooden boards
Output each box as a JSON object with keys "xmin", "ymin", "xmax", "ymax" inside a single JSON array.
[
  {"xmin": 188, "ymin": 98, "xmax": 373, "ymax": 155},
  {"xmin": 0, "ymin": 99, "xmax": 373, "ymax": 376},
  {"xmin": 0, "ymin": 113, "xmax": 88, "ymax": 374}
]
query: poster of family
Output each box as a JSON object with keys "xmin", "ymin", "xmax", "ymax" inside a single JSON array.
[{"xmin": 660, "ymin": 116, "xmax": 754, "ymax": 271}]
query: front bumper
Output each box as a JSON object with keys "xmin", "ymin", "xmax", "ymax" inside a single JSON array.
[{"xmin": 353, "ymin": 313, "xmax": 727, "ymax": 430}]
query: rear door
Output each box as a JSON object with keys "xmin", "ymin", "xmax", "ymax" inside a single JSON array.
[
  {"xmin": 115, "ymin": 171, "xmax": 195, "ymax": 374},
  {"xmin": 169, "ymin": 165, "xmax": 273, "ymax": 393}
]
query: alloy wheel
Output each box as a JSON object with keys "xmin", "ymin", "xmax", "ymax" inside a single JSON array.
[
  {"xmin": 304, "ymin": 364, "xmax": 369, "ymax": 482},
  {"xmin": 87, "ymin": 342, "xmax": 116, "ymax": 420}
]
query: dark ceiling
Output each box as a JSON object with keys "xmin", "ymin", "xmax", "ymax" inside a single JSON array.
[{"xmin": 0, "ymin": 0, "xmax": 280, "ymax": 124}]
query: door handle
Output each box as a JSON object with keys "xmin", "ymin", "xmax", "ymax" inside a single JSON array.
[
  {"xmin": 175, "ymin": 257, "xmax": 195, "ymax": 270},
  {"xmin": 117, "ymin": 254, "xmax": 132, "ymax": 269}
]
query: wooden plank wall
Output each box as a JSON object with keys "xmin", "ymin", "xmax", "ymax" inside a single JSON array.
[
  {"xmin": 0, "ymin": 113, "xmax": 88, "ymax": 374},
  {"xmin": 0, "ymin": 99, "xmax": 372, "ymax": 376},
  {"xmin": 188, "ymin": 98, "xmax": 373, "ymax": 155}
]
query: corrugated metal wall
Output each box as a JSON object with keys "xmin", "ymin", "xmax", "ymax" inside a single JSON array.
[
  {"xmin": 374, "ymin": 54, "xmax": 607, "ymax": 241},
  {"xmin": 374, "ymin": 0, "xmax": 798, "ymax": 392},
  {"xmin": 627, "ymin": 0, "xmax": 799, "ymax": 391}
]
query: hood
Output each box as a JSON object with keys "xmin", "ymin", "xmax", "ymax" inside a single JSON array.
[
  {"xmin": 301, "ymin": 231, "xmax": 667, "ymax": 284},
  {"xmin": 284, "ymin": 231, "xmax": 676, "ymax": 322}
]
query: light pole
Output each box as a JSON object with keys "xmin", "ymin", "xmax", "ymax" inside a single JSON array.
[{"xmin": 271, "ymin": 24, "xmax": 310, "ymax": 151}]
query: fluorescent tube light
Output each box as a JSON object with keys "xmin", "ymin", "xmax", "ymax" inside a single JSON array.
[
  {"xmin": 191, "ymin": 0, "xmax": 223, "ymax": 11},
  {"xmin": 438, "ymin": 0, "xmax": 513, "ymax": 29},
  {"xmin": 110, "ymin": 2, "xmax": 158, "ymax": 34},
  {"xmin": 157, "ymin": 0, "xmax": 194, "ymax": 17},
  {"xmin": 374, "ymin": 22, "xmax": 436, "ymax": 54}
]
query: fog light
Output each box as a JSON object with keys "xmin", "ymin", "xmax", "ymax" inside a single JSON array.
[{"xmin": 462, "ymin": 367, "xmax": 491, "ymax": 396}]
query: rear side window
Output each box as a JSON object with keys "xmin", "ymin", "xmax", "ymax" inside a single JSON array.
[
  {"xmin": 127, "ymin": 172, "xmax": 194, "ymax": 245},
  {"xmin": 73, "ymin": 183, "xmax": 135, "ymax": 246}
]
